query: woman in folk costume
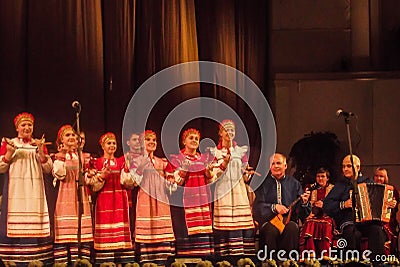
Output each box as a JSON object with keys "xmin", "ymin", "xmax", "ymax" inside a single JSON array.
[
  {"xmin": 130, "ymin": 130, "xmax": 175, "ymax": 265},
  {"xmin": 209, "ymin": 120, "xmax": 255, "ymax": 261},
  {"xmin": 86, "ymin": 132, "xmax": 135, "ymax": 266},
  {"xmin": 0, "ymin": 112, "xmax": 53, "ymax": 266},
  {"xmin": 165, "ymin": 128, "xmax": 214, "ymax": 258},
  {"xmin": 52, "ymin": 125, "xmax": 93, "ymax": 264},
  {"xmin": 373, "ymin": 167, "xmax": 399, "ymax": 255},
  {"xmin": 299, "ymin": 167, "xmax": 334, "ymax": 258}
]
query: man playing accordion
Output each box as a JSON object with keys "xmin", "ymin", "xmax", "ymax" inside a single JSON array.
[{"xmin": 324, "ymin": 155, "xmax": 397, "ymax": 264}]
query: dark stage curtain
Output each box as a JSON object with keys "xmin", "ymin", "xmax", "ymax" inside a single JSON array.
[
  {"xmin": 0, "ymin": 0, "xmax": 104, "ymax": 153},
  {"xmin": 195, "ymin": 0, "xmax": 269, "ymax": 165},
  {"xmin": 131, "ymin": 0, "xmax": 201, "ymax": 147},
  {"xmin": 0, "ymin": 0, "xmax": 270, "ymax": 163}
]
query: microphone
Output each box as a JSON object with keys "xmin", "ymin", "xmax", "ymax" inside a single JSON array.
[
  {"xmin": 336, "ymin": 109, "xmax": 354, "ymax": 117},
  {"xmin": 72, "ymin": 101, "xmax": 81, "ymax": 109}
]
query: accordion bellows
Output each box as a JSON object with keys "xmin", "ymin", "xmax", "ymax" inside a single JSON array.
[{"xmin": 354, "ymin": 183, "xmax": 394, "ymax": 223}]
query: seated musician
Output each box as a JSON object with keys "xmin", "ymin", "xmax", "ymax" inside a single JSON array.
[
  {"xmin": 253, "ymin": 153, "xmax": 311, "ymax": 256},
  {"xmin": 324, "ymin": 155, "xmax": 395, "ymax": 262},
  {"xmin": 373, "ymin": 167, "xmax": 399, "ymax": 255},
  {"xmin": 299, "ymin": 167, "xmax": 335, "ymax": 258}
]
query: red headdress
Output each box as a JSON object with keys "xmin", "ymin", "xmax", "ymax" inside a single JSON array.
[
  {"xmin": 99, "ymin": 132, "xmax": 116, "ymax": 147},
  {"xmin": 144, "ymin": 130, "xmax": 156, "ymax": 139},
  {"xmin": 219, "ymin": 119, "xmax": 235, "ymax": 133},
  {"xmin": 14, "ymin": 112, "xmax": 34, "ymax": 128},
  {"xmin": 139, "ymin": 130, "xmax": 157, "ymax": 143},
  {"xmin": 181, "ymin": 128, "xmax": 200, "ymax": 143},
  {"xmin": 56, "ymin": 124, "xmax": 74, "ymax": 146}
]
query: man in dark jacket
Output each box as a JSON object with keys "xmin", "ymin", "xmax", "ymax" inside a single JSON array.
[
  {"xmin": 253, "ymin": 153, "xmax": 311, "ymax": 257},
  {"xmin": 324, "ymin": 154, "xmax": 391, "ymax": 263}
]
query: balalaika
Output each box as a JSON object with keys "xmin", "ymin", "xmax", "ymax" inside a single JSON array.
[
  {"xmin": 353, "ymin": 183, "xmax": 394, "ymax": 223},
  {"xmin": 269, "ymin": 183, "xmax": 319, "ymax": 233}
]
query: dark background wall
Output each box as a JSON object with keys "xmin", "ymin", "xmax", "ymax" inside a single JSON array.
[
  {"xmin": 1, "ymin": 0, "xmax": 399, "ymax": 186},
  {"xmin": 269, "ymin": 0, "xmax": 400, "ymax": 185}
]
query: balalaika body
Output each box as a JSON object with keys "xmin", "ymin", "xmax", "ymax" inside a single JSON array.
[{"xmin": 269, "ymin": 183, "xmax": 319, "ymax": 233}]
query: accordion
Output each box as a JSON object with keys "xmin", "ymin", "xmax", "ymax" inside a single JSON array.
[{"xmin": 354, "ymin": 183, "xmax": 394, "ymax": 223}]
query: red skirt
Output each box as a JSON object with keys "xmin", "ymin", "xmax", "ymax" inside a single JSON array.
[{"xmin": 300, "ymin": 215, "xmax": 334, "ymax": 255}]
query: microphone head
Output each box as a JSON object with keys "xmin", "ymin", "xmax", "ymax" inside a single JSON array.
[
  {"xmin": 336, "ymin": 109, "xmax": 343, "ymax": 117},
  {"xmin": 72, "ymin": 101, "xmax": 80, "ymax": 108}
]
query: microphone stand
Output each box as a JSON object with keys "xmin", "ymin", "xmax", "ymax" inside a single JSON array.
[
  {"xmin": 74, "ymin": 104, "xmax": 84, "ymax": 259},
  {"xmin": 341, "ymin": 115, "xmax": 361, "ymax": 222}
]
